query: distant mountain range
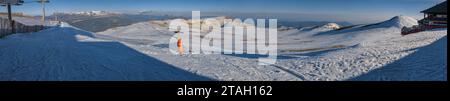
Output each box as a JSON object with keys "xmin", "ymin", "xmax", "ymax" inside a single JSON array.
[
  {"xmin": 71, "ymin": 11, "xmax": 119, "ymax": 16},
  {"xmin": 49, "ymin": 11, "xmax": 177, "ymax": 32},
  {"xmin": 278, "ymin": 21, "xmax": 353, "ymax": 29},
  {"xmin": 47, "ymin": 11, "xmax": 354, "ymax": 33}
]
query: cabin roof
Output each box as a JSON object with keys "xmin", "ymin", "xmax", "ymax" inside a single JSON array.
[{"xmin": 421, "ymin": 1, "xmax": 447, "ymax": 14}]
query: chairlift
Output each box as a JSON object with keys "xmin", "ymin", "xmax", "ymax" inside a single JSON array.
[{"xmin": 0, "ymin": 0, "xmax": 23, "ymax": 6}]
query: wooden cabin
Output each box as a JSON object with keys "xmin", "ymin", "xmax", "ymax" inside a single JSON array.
[{"xmin": 419, "ymin": 1, "xmax": 447, "ymax": 29}]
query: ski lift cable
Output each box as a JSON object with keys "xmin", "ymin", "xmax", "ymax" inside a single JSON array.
[
  {"xmin": 1, "ymin": 0, "xmax": 48, "ymax": 6},
  {"xmin": 21, "ymin": 0, "xmax": 49, "ymax": 4}
]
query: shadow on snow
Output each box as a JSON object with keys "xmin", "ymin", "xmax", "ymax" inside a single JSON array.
[
  {"xmin": 0, "ymin": 27, "xmax": 213, "ymax": 81},
  {"xmin": 349, "ymin": 36, "xmax": 447, "ymax": 81}
]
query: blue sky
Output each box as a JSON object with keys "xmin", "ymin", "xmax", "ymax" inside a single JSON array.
[{"xmin": 1, "ymin": 0, "xmax": 446, "ymax": 24}]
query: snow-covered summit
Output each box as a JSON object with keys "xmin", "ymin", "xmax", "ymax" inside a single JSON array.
[
  {"xmin": 319, "ymin": 23, "xmax": 341, "ymax": 30},
  {"xmin": 374, "ymin": 16, "xmax": 418, "ymax": 28},
  {"xmin": 65, "ymin": 11, "xmax": 119, "ymax": 16},
  {"xmin": 298, "ymin": 23, "xmax": 341, "ymax": 32}
]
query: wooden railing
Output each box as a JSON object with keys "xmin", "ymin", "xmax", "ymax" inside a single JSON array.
[{"xmin": 0, "ymin": 18, "xmax": 45, "ymax": 38}]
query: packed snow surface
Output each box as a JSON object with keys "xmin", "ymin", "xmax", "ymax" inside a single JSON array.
[{"xmin": 0, "ymin": 16, "xmax": 446, "ymax": 81}]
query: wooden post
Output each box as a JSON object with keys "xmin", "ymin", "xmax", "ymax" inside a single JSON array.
[{"xmin": 7, "ymin": 4, "xmax": 15, "ymax": 33}]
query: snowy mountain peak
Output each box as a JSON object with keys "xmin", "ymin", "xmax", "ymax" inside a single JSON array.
[
  {"xmin": 63, "ymin": 11, "xmax": 119, "ymax": 16},
  {"xmin": 378, "ymin": 16, "xmax": 418, "ymax": 28},
  {"xmin": 301, "ymin": 23, "xmax": 341, "ymax": 32},
  {"xmin": 319, "ymin": 23, "xmax": 341, "ymax": 30}
]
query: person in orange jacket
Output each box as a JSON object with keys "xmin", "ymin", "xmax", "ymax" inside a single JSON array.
[{"xmin": 176, "ymin": 31, "xmax": 184, "ymax": 55}]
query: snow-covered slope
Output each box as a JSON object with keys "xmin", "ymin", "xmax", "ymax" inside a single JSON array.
[
  {"xmin": 0, "ymin": 24, "xmax": 211, "ymax": 81},
  {"xmin": 96, "ymin": 21, "xmax": 175, "ymax": 45},
  {"xmin": 351, "ymin": 34, "xmax": 447, "ymax": 81},
  {"xmin": 0, "ymin": 16, "xmax": 446, "ymax": 81},
  {"xmin": 93, "ymin": 16, "xmax": 445, "ymax": 81},
  {"xmin": 278, "ymin": 16, "xmax": 419, "ymax": 53},
  {"xmin": 371, "ymin": 16, "xmax": 419, "ymax": 28}
]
